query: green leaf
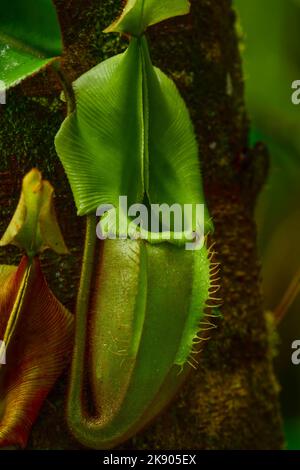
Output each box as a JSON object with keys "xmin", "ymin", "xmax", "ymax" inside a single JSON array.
[
  {"xmin": 104, "ymin": 0, "xmax": 191, "ymax": 36},
  {"xmin": 55, "ymin": 37, "xmax": 211, "ymax": 231},
  {"xmin": 0, "ymin": 0, "xmax": 62, "ymax": 88},
  {"xmin": 56, "ymin": 41, "xmax": 144, "ymax": 216}
]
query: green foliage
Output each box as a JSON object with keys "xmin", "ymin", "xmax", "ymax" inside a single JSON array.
[
  {"xmin": 0, "ymin": 0, "xmax": 62, "ymax": 88},
  {"xmin": 104, "ymin": 0, "xmax": 190, "ymax": 36}
]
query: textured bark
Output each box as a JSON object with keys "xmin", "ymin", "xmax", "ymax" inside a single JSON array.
[{"xmin": 0, "ymin": 0, "xmax": 284, "ymax": 449}]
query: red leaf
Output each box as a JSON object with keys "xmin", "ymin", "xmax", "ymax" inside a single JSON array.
[{"xmin": 0, "ymin": 256, "xmax": 73, "ymax": 448}]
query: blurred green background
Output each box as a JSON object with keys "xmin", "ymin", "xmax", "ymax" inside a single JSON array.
[{"xmin": 234, "ymin": 0, "xmax": 300, "ymax": 449}]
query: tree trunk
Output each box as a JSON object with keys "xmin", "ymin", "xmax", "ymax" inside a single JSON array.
[{"xmin": 0, "ymin": 0, "xmax": 284, "ymax": 449}]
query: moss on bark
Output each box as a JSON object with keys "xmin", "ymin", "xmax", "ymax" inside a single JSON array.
[{"xmin": 0, "ymin": 0, "xmax": 284, "ymax": 449}]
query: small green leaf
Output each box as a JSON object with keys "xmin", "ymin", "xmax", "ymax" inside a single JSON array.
[
  {"xmin": 0, "ymin": 169, "xmax": 68, "ymax": 257},
  {"xmin": 104, "ymin": 0, "xmax": 191, "ymax": 36},
  {"xmin": 0, "ymin": 0, "xmax": 62, "ymax": 88}
]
